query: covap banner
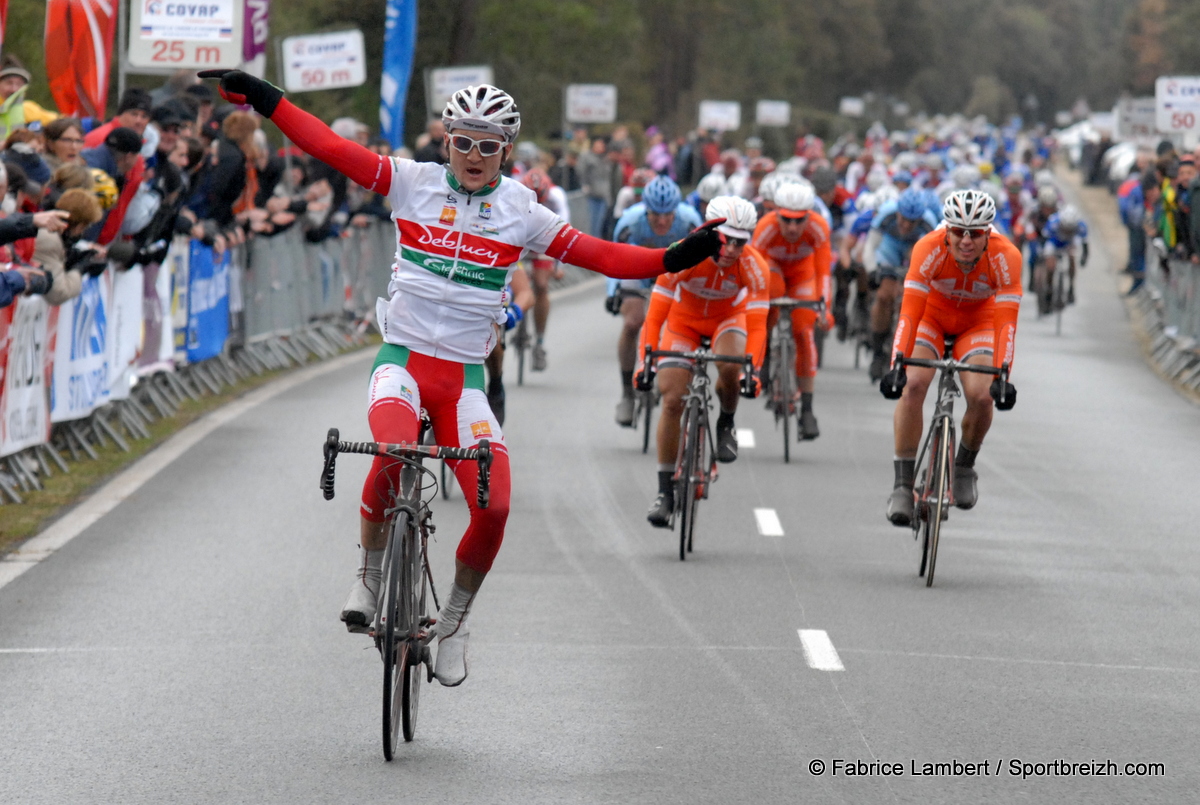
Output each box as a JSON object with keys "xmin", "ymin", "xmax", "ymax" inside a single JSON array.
[{"xmin": 186, "ymin": 241, "xmax": 230, "ymax": 363}]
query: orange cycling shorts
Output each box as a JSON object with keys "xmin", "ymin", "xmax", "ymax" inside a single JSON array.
[
  {"xmin": 913, "ymin": 302, "xmax": 995, "ymax": 361},
  {"xmin": 656, "ymin": 310, "xmax": 746, "ymax": 370}
]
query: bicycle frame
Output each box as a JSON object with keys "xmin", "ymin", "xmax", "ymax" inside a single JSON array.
[{"xmin": 768, "ymin": 297, "xmax": 824, "ymax": 462}]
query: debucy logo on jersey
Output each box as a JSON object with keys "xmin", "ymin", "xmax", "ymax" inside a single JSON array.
[{"xmin": 398, "ymin": 220, "xmax": 520, "ymax": 267}]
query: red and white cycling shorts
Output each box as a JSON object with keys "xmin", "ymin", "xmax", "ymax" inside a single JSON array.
[{"xmin": 361, "ymin": 344, "xmax": 511, "ymax": 573}]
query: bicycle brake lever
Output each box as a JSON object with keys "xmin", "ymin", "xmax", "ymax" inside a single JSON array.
[{"xmin": 321, "ymin": 428, "xmax": 339, "ymax": 500}]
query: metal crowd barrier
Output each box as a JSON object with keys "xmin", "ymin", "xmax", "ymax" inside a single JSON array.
[
  {"xmin": 1129, "ymin": 245, "xmax": 1200, "ymax": 392},
  {"xmin": 2, "ymin": 193, "xmax": 605, "ymax": 507}
]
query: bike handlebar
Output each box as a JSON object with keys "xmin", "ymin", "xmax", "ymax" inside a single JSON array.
[
  {"xmin": 646, "ymin": 347, "xmax": 753, "ymax": 365},
  {"xmin": 769, "ymin": 296, "xmax": 825, "ymax": 312},
  {"xmin": 898, "ymin": 355, "xmax": 1009, "ymax": 381},
  {"xmin": 320, "ymin": 427, "xmax": 493, "ymax": 508}
]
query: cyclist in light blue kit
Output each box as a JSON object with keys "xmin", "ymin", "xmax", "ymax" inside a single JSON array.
[
  {"xmin": 1039, "ymin": 203, "xmax": 1088, "ymax": 310},
  {"xmin": 607, "ymin": 175, "xmax": 703, "ymax": 426},
  {"xmin": 863, "ymin": 189, "xmax": 939, "ymax": 381}
]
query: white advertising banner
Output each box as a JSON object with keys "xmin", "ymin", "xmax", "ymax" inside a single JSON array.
[
  {"xmin": 839, "ymin": 97, "xmax": 866, "ymax": 117},
  {"xmin": 0, "ymin": 297, "xmax": 57, "ymax": 457},
  {"xmin": 699, "ymin": 101, "xmax": 742, "ymax": 132},
  {"xmin": 565, "ymin": 84, "xmax": 618, "ymax": 124},
  {"xmin": 1156, "ymin": 76, "xmax": 1200, "ymax": 133},
  {"xmin": 107, "ymin": 266, "xmax": 146, "ymax": 402},
  {"xmin": 128, "ymin": 0, "xmax": 243, "ymax": 69},
  {"xmin": 282, "ymin": 30, "xmax": 367, "ymax": 93},
  {"xmin": 427, "ymin": 65, "xmax": 494, "ymax": 116},
  {"xmin": 51, "ymin": 271, "xmax": 114, "ymax": 423},
  {"xmin": 755, "ymin": 100, "xmax": 790, "ymax": 127},
  {"xmin": 1115, "ymin": 97, "xmax": 1157, "ymax": 140}
]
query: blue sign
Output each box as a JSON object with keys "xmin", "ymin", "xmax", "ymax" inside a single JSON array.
[
  {"xmin": 380, "ymin": 0, "xmax": 418, "ymax": 150},
  {"xmin": 186, "ymin": 241, "xmax": 230, "ymax": 363}
]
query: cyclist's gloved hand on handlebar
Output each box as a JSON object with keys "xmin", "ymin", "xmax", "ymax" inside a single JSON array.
[
  {"xmin": 880, "ymin": 365, "xmax": 907, "ymax": 400},
  {"xmin": 990, "ymin": 378, "xmax": 1017, "ymax": 410},
  {"xmin": 739, "ymin": 368, "xmax": 762, "ymax": 399},
  {"xmin": 663, "ymin": 220, "xmax": 724, "ymax": 274},
  {"xmin": 635, "ymin": 365, "xmax": 656, "ymax": 392},
  {"xmin": 504, "ymin": 302, "xmax": 523, "ymax": 331},
  {"xmin": 197, "ymin": 69, "xmax": 284, "ymax": 117},
  {"xmin": 604, "ymin": 293, "xmax": 622, "ymax": 315}
]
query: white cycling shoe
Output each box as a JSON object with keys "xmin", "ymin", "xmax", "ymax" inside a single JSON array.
[
  {"xmin": 340, "ymin": 576, "xmax": 378, "ymax": 634},
  {"xmin": 434, "ymin": 620, "xmax": 470, "ymax": 686}
]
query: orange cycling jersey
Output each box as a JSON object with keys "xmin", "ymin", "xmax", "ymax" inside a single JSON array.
[
  {"xmin": 892, "ymin": 227, "xmax": 1023, "ymax": 370},
  {"xmin": 751, "ymin": 210, "xmax": 833, "ymax": 305},
  {"xmin": 642, "ymin": 246, "xmax": 771, "ymax": 367}
]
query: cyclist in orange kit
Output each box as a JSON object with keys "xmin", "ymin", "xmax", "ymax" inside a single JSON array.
[
  {"xmin": 880, "ymin": 189, "xmax": 1020, "ymax": 525},
  {"xmin": 751, "ymin": 182, "xmax": 832, "ymax": 440},
  {"xmin": 640, "ymin": 195, "xmax": 770, "ymax": 527}
]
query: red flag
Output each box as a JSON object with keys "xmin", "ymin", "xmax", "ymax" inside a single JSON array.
[
  {"xmin": 44, "ymin": 0, "xmax": 117, "ymax": 118},
  {"xmin": 0, "ymin": 1, "xmax": 10, "ymax": 54}
]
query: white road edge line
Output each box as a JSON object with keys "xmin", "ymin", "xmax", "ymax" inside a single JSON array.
[
  {"xmin": 0, "ymin": 348, "xmax": 374, "ymax": 593},
  {"xmin": 798, "ymin": 629, "xmax": 845, "ymax": 671},
  {"xmin": 736, "ymin": 428, "xmax": 755, "ymax": 448},
  {"xmin": 753, "ymin": 507, "xmax": 784, "ymax": 537}
]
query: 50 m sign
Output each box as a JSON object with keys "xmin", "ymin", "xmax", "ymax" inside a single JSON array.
[{"xmin": 1155, "ymin": 76, "xmax": 1200, "ymax": 133}]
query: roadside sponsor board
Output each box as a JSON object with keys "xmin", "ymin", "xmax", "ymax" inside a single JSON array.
[
  {"xmin": 0, "ymin": 297, "xmax": 57, "ymax": 457},
  {"xmin": 1115, "ymin": 97, "xmax": 1157, "ymax": 139},
  {"xmin": 427, "ymin": 65, "xmax": 494, "ymax": 116},
  {"xmin": 565, "ymin": 84, "xmax": 618, "ymax": 124},
  {"xmin": 1156, "ymin": 76, "xmax": 1200, "ymax": 132},
  {"xmin": 128, "ymin": 0, "xmax": 243, "ymax": 69},
  {"xmin": 755, "ymin": 100, "xmax": 790, "ymax": 127},
  {"xmin": 282, "ymin": 29, "xmax": 366, "ymax": 93},
  {"xmin": 699, "ymin": 100, "xmax": 741, "ymax": 132}
]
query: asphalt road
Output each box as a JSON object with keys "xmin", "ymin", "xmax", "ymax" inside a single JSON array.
[{"xmin": 2, "ymin": 220, "xmax": 1198, "ymax": 803}]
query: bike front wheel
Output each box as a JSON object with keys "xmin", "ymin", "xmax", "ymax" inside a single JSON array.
[
  {"xmin": 677, "ymin": 401, "xmax": 703, "ymax": 561},
  {"xmin": 380, "ymin": 511, "xmax": 408, "ymax": 760},
  {"xmin": 640, "ymin": 390, "xmax": 654, "ymax": 454},
  {"xmin": 922, "ymin": 418, "xmax": 953, "ymax": 587}
]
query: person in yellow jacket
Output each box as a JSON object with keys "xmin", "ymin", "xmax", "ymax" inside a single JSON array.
[{"xmin": 0, "ymin": 57, "xmax": 59, "ymax": 141}]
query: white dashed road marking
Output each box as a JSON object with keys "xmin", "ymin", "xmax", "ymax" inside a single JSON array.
[
  {"xmin": 736, "ymin": 428, "xmax": 755, "ymax": 448},
  {"xmin": 798, "ymin": 629, "xmax": 844, "ymax": 671},
  {"xmin": 754, "ymin": 508, "xmax": 784, "ymax": 536}
]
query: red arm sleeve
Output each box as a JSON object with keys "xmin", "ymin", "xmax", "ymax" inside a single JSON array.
[
  {"xmin": 270, "ymin": 100, "xmax": 392, "ymax": 194},
  {"xmin": 545, "ymin": 226, "xmax": 666, "ymax": 280},
  {"xmin": 742, "ymin": 250, "xmax": 772, "ymax": 368}
]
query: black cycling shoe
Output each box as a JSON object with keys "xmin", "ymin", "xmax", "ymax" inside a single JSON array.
[
  {"xmin": 887, "ymin": 485, "xmax": 914, "ymax": 527},
  {"xmin": 799, "ymin": 409, "xmax": 819, "ymax": 440},
  {"xmin": 716, "ymin": 422, "xmax": 738, "ymax": 463},
  {"xmin": 953, "ymin": 466, "xmax": 978, "ymax": 509},
  {"xmin": 647, "ymin": 492, "xmax": 674, "ymax": 528}
]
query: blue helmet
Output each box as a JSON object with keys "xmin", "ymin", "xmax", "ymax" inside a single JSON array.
[
  {"xmin": 897, "ymin": 189, "xmax": 926, "ymax": 220},
  {"xmin": 643, "ymin": 175, "xmax": 682, "ymax": 214},
  {"xmin": 893, "ymin": 170, "xmax": 913, "ymax": 186}
]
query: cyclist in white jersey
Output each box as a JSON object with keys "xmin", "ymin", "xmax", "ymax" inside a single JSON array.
[{"xmin": 200, "ymin": 70, "xmax": 725, "ymax": 687}]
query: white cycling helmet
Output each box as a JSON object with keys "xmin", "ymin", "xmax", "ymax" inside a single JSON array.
[
  {"xmin": 705, "ymin": 195, "xmax": 758, "ymax": 240},
  {"xmin": 774, "ymin": 182, "xmax": 816, "ymax": 213},
  {"xmin": 865, "ymin": 167, "xmax": 889, "ymax": 192},
  {"xmin": 1058, "ymin": 204, "xmax": 1082, "ymax": 231},
  {"xmin": 442, "ymin": 84, "xmax": 521, "ymax": 142},
  {"xmin": 1037, "ymin": 185, "xmax": 1059, "ymax": 207},
  {"xmin": 696, "ymin": 172, "xmax": 728, "ymax": 202},
  {"xmin": 942, "ymin": 189, "xmax": 996, "ymax": 228},
  {"xmin": 951, "ymin": 164, "xmax": 981, "ymax": 189}
]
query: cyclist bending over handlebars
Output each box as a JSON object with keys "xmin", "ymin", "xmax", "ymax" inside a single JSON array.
[
  {"xmin": 199, "ymin": 70, "xmax": 725, "ymax": 686},
  {"xmin": 880, "ymin": 189, "xmax": 1021, "ymax": 525},
  {"xmin": 639, "ymin": 196, "xmax": 769, "ymax": 527}
]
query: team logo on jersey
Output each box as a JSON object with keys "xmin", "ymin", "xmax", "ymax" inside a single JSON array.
[
  {"xmin": 439, "ymin": 206, "xmax": 457, "ymax": 226},
  {"xmin": 471, "ymin": 222, "xmax": 500, "ymax": 236},
  {"xmin": 470, "ymin": 420, "xmax": 493, "ymax": 438},
  {"xmin": 446, "ymin": 194, "xmax": 457, "ymax": 204},
  {"xmin": 479, "ymin": 202, "xmax": 492, "ymax": 219},
  {"xmin": 399, "ymin": 385, "xmax": 414, "ymax": 403}
]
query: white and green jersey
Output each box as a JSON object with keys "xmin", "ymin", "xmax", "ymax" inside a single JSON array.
[{"xmin": 377, "ymin": 159, "xmax": 566, "ymax": 363}]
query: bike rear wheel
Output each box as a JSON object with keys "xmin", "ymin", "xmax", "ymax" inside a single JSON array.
[
  {"xmin": 1054, "ymin": 270, "xmax": 1065, "ymax": 336},
  {"xmin": 922, "ymin": 418, "xmax": 952, "ymax": 587}
]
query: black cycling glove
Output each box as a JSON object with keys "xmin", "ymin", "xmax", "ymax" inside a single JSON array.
[
  {"xmin": 880, "ymin": 366, "xmax": 907, "ymax": 400},
  {"xmin": 990, "ymin": 378, "xmax": 1017, "ymax": 410},
  {"xmin": 663, "ymin": 220, "xmax": 724, "ymax": 274},
  {"xmin": 198, "ymin": 69, "xmax": 284, "ymax": 118},
  {"xmin": 635, "ymin": 365, "xmax": 656, "ymax": 392}
]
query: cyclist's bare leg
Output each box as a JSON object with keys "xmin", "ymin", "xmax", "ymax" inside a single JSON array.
[
  {"xmin": 655, "ymin": 366, "xmax": 692, "ymax": 465},
  {"xmin": 958, "ymin": 353, "xmax": 995, "ymax": 452},
  {"xmin": 360, "ymin": 517, "xmax": 387, "ymax": 551},
  {"xmin": 892, "ymin": 343, "xmax": 938, "ymax": 459},
  {"xmin": 618, "ymin": 296, "xmax": 647, "ymax": 373},
  {"xmin": 531, "ymin": 267, "xmax": 551, "ymax": 338},
  {"xmin": 713, "ymin": 330, "xmax": 748, "ymax": 414},
  {"xmin": 871, "ymin": 276, "xmax": 899, "ymax": 333}
]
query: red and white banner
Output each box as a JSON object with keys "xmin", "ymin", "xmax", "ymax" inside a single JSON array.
[
  {"xmin": 0, "ymin": 296, "xmax": 58, "ymax": 458},
  {"xmin": 0, "ymin": 0, "xmax": 10, "ymax": 55},
  {"xmin": 44, "ymin": 0, "xmax": 117, "ymax": 118}
]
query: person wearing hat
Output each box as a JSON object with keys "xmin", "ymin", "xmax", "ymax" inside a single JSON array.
[
  {"xmin": 82, "ymin": 127, "xmax": 147, "ymax": 244},
  {"xmin": 0, "ymin": 55, "xmax": 60, "ymax": 141},
  {"xmin": 83, "ymin": 87, "xmax": 153, "ymax": 149}
]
